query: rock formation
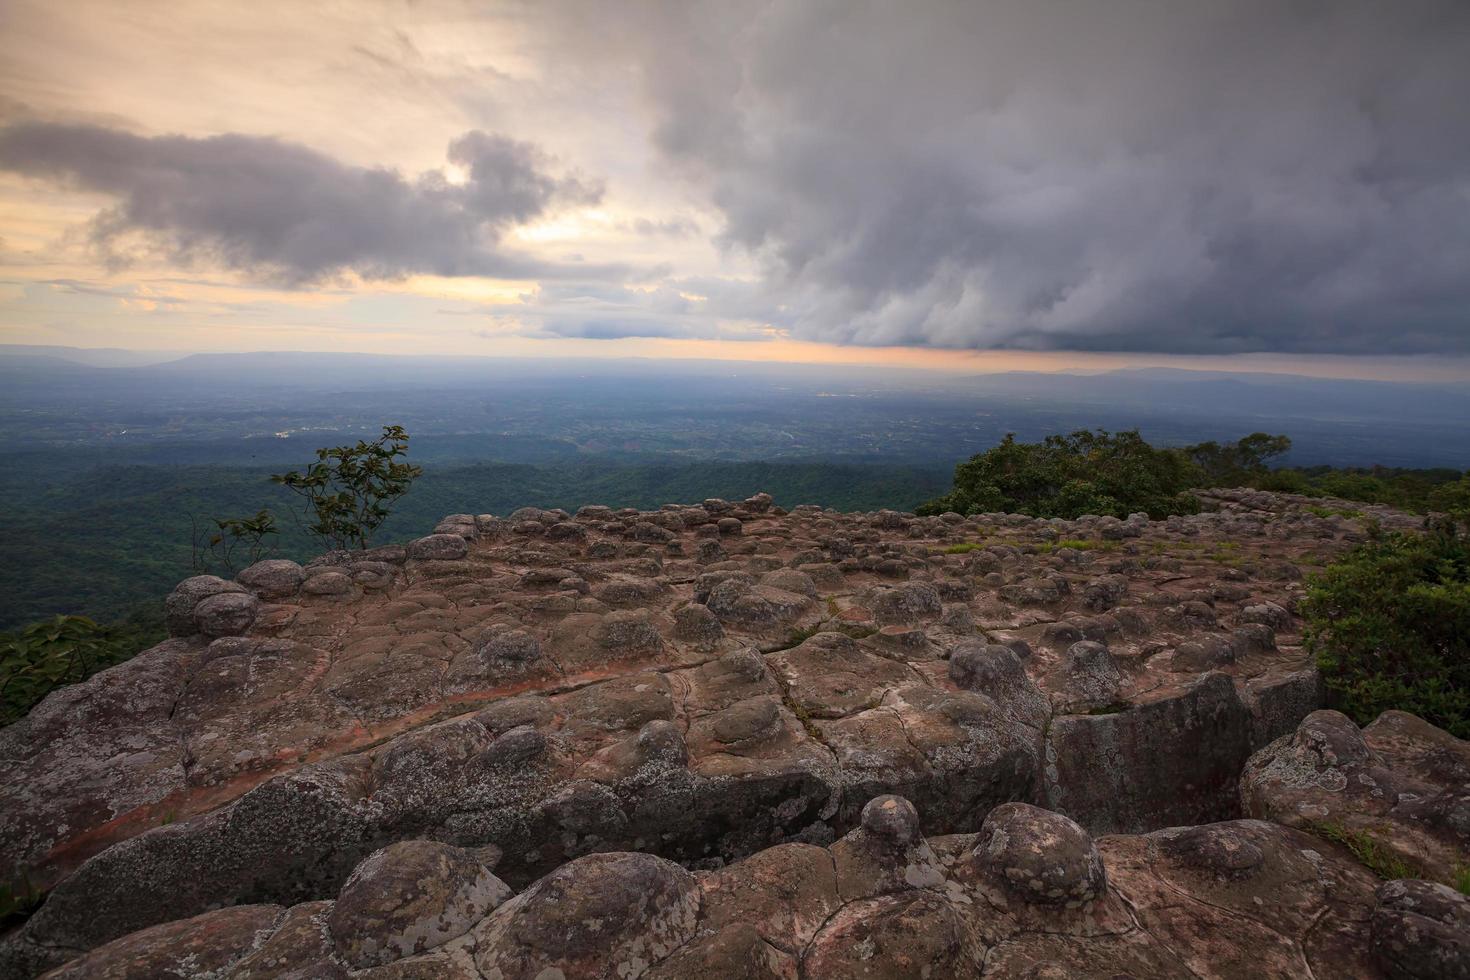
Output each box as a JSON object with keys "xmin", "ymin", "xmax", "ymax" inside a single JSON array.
[{"xmin": 1, "ymin": 488, "xmax": 1464, "ymax": 977}]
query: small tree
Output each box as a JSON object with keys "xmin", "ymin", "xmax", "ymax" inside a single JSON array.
[
  {"xmin": 272, "ymin": 425, "xmax": 422, "ymax": 550},
  {"xmin": 917, "ymin": 429, "xmax": 1202, "ymax": 520},
  {"xmin": 1184, "ymin": 432, "xmax": 1292, "ymax": 486},
  {"xmin": 191, "ymin": 509, "xmax": 278, "ymax": 575}
]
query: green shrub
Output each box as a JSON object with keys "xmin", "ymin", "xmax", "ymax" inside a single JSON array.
[
  {"xmin": 1185, "ymin": 432, "xmax": 1292, "ymax": 485},
  {"xmin": 272, "ymin": 425, "xmax": 423, "ymax": 550},
  {"xmin": 191, "ymin": 508, "xmax": 279, "ymax": 575},
  {"xmin": 921, "ymin": 429, "xmax": 1464, "ymax": 521},
  {"xmin": 1270, "ymin": 465, "xmax": 1465, "ymax": 513},
  {"xmin": 1430, "ymin": 474, "xmax": 1470, "ymax": 522},
  {"xmin": 1302, "ymin": 523, "xmax": 1470, "ymax": 739},
  {"xmin": 0, "ymin": 612, "xmax": 164, "ymax": 726},
  {"xmin": 917, "ymin": 429, "xmax": 1204, "ymax": 520}
]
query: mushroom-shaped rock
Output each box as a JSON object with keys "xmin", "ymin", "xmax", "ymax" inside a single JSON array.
[
  {"xmin": 1372, "ymin": 879, "xmax": 1470, "ymax": 979},
  {"xmin": 193, "ymin": 591, "xmax": 260, "ymax": 638},
  {"xmin": 694, "ymin": 539, "xmax": 729, "ymax": 564},
  {"xmin": 328, "ymin": 840, "xmax": 511, "ymax": 968},
  {"xmin": 976, "ymin": 802, "xmax": 1107, "ymax": 907},
  {"xmin": 595, "ymin": 609, "xmax": 663, "ymax": 652},
  {"xmin": 831, "ymin": 796, "xmax": 944, "ymax": 901},
  {"xmin": 636, "ymin": 718, "xmax": 690, "ymax": 767},
  {"xmin": 406, "ymin": 533, "xmax": 470, "ymax": 561},
  {"xmin": 1239, "ymin": 600, "xmax": 1292, "ymax": 630},
  {"xmin": 236, "ymin": 558, "xmax": 305, "ymax": 600},
  {"xmin": 474, "ymin": 851, "xmax": 700, "ymax": 979},
  {"xmin": 866, "ymin": 582, "xmax": 942, "ymax": 625},
  {"xmin": 744, "ymin": 491, "xmax": 774, "ymax": 513},
  {"xmin": 759, "ymin": 568, "xmax": 817, "ymax": 597},
  {"xmin": 164, "ymin": 574, "xmax": 247, "ymax": 635},
  {"xmin": 861, "ymin": 794, "xmax": 921, "ymax": 847},
  {"xmin": 673, "ymin": 603, "xmax": 724, "ymax": 646},
  {"xmin": 301, "ymin": 569, "xmax": 355, "ymax": 596}
]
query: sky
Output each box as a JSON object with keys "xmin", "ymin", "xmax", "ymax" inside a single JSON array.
[{"xmin": 1, "ymin": 0, "xmax": 1468, "ymax": 380}]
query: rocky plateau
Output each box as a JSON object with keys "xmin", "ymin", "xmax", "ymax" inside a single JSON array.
[{"xmin": 1, "ymin": 488, "xmax": 1466, "ymax": 978}]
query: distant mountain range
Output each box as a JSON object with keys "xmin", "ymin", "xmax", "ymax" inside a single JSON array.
[{"xmin": 3, "ymin": 344, "xmax": 1467, "ymax": 468}]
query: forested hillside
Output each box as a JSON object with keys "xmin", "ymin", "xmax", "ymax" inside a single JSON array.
[{"xmin": 0, "ymin": 455, "xmax": 952, "ymax": 629}]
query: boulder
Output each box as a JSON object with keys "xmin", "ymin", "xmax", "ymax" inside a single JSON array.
[{"xmin": 329, "ymin": 840, "xmax": 511, "ymax": 968}]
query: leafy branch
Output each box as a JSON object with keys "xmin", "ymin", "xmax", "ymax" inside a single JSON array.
[{"xmin": 271, "ymin": 425, "xmax": 422, "ymax": 550}]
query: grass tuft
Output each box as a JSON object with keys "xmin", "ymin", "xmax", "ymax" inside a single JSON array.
[
  {"xmin": 1309, "ymin": 821, "xmax": 1418, "ymax": 881},
  {"xmin": 0, "ymin": 873, "xmax": 44, "ymax": 929}
]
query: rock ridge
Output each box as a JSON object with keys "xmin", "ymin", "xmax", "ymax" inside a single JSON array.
[{"xmin": 1, "ymin": 487, "xmax": 1457, "ymax": 977}]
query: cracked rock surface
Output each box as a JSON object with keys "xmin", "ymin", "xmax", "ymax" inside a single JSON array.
[
  {"xmin": 23, "ymin": 790, "xmax": 1470, "ymax": 979},
  {"xmin": 1, "ymin": 488, "xmax": 1460, "ymax": 977}
]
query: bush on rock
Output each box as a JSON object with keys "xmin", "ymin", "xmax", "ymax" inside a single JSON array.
[{"xmin": 1303, "ymin": 522, "xmax": 1470, "ymax": 739}]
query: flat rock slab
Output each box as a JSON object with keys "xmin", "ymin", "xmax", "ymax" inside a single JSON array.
[{"xmin": 0, "ymin": 489, "xmax": 1419, "ymax": 971}]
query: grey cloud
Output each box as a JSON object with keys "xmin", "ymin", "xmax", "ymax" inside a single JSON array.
[
  {"xmin": 628, "ymin": 215, "xmax": 700, "ymax": 238},
  {"xmin": 543, "ymin": 0, "xmax": 1470, "ymax": 355},
  {"xmin": 0, "ymin": 121, "xmax": 611, "ymax": 285},
  {"xmin": 498, "ymin": 280, "xmax": 771, "ymax": 341}
]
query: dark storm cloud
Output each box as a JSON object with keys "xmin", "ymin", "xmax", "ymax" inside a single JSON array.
[
  {"xmin": 547, "ymin": 0, "xmax": 1470, "ymax": 355},
  {"xmin": 0, "ymin": 121, "xmax": 611, "ymax": 285}
]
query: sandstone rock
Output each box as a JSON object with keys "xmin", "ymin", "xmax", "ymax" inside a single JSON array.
[
  {"xmin": 1172, "ymin": 633, "xmax": 1236, "ymax": 672},
  {"xmin": 236, "ymin": 558, "xmax": 305, "ymax": 600},
  {"xmin": 865, "ymin": 581, "xmax": 941, "ymax": 624},
  {"xmin": 193, "ymin": 590, "xmax": 260, "ymax": 637},
  {"xmin": 473, "ymin": 852, "xmax": 700, "ymax": 978},
  {"xmin": 3, "ymin": 488, "xmax": 1413, "ymax": 975},
  {"xmin": 164, "ymin": 574, "xmax": 247, "ymax": 635},
  {"xmin": 17, "ymin": 793, "xmax": 1458, "ymax": 978},
  {"xmin": 645, "ymin": 922, "xmax": 794, "ymax": 979},
  {"xmin": 1242, "ymin": 709, "xmax": 1470, "ymax": 878},
  {"xmin": 474, "ymin": 625, "xmax": 541, "ymax": 664},
  {"xmin": 1046, "ymin": 673, "xmax": 1255, "ymax": 833},
  {"xmin": 744, "ymin": 491, "xmax": 774, "ymax": 513},
  {"xmin": 947, "ymin": 641, "xmax": 1049, "ymax": 728},
  {"xmin": 37, "ymin": 905, "xmax": 285, "ymax": 980},
  {"xmin": 977, "ymin": 802, "xmax": 1106, "ymax": 907},
  {"xmin": 406, "ymin": 533, "xmax": 469, "ymax": 561},
  {"xmin": 1372, "ymin": 879, "xmax": 1470, "ymax": 979},
  {"xmin": 328, "ymin": 840, "xmax": 510, "ymax": 968},
  {"xmin": 672, "ymin": 603, "xmax": 723, "ymax": 647},
  {"xmin": 860, "ymin": 793, "xmax": 921, "ymax": 845},
  {"xmin": 1056, "ymin": 639, "xmax": 1122, "ymax": 712},
  {"xmin": 227, "ymin": 900, "xmax": 339, "ymax": 979}
]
